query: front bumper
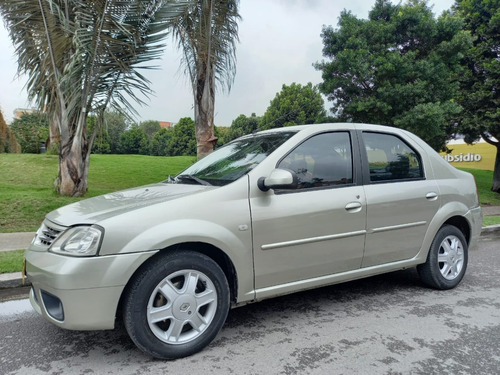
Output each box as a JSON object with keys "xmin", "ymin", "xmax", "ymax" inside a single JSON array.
[{"xmin": 26, "ymin": 248, "xmax": 157, "ymax": 330}]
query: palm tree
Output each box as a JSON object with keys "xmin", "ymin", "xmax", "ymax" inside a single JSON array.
[
  {"xmin": 0, "ymin": 0, "xmax": 193, "ymax": 196},
  {"xmin": 170, "ymin": 0, "xmax": 240, "ymax": 159}
]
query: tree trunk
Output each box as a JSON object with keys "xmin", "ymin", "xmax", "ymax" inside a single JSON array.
[
  {"xmin": 48, "ymin": 112, "xmax": 61, "ymax": 152},
  {"xmin": 194, "ymin": 100, "xmax": 216, "ymax": 159},
  {"xmin": 54, "ymin": 110, "xmax": 91, "ymax": 197},
  {"xmin": 482, "ymin": 133, "xmax": 500, "ymax": 194},
  {"xmin": 492, "ymin": 144, "xmax": 500, "ymax": 193},
  {"xmin": 194, "ymin": 65, "xmax": 216, "ymax": 160},
  {"xmin": 192, "ymin": 1, "xmax": 219, "ymax": 160},
  {"xmin": 57, "ymin": 143, "xmax": 90, "ymax": 197}
]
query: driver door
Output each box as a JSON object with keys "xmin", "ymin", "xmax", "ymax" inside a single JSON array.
[{"xmin": 249, "ymin": 131, "xmax": 366, "ymax": 294}]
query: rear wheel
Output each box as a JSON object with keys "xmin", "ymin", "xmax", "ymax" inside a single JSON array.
[
  {"xmin": 123, "ymin": 251, "xmax": 230, "ymax": 359},
  {"xmin": 418, "ymin": 225, "xmax": 468, "ymax": 290}
]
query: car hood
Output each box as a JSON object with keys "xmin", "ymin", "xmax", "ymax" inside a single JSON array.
[{"xmin": 46, "ymin": 183, "xmax": 214, "ymax": 226}]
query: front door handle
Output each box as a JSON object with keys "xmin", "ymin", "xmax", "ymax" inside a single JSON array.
[{"xmin": 345, "ymin": 202, "xmax": 362, "ymax": 212}]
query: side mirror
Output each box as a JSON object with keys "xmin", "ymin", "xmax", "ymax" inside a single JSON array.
[{"xmin": 257, "ymin": 169, "xmax": 298, "ymax": 192}]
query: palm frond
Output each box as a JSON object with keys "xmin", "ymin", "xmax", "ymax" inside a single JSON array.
[
  {"xmin": 1, "ymin": 0, "xmax": 196, "ymax": 122},
  {"xmin": 169, "ymin": 0, "xmax": 240, "ymax": 94}
]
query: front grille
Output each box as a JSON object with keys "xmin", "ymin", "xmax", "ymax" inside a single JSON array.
[{"xmin": 34, "ymin": 221, "xmax": 64, "ymax": 247}]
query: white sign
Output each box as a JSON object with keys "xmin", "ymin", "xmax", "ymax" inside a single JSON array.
[{"xmin": 442, "ymin": 153, "xmax": 482, "ymax": 162}]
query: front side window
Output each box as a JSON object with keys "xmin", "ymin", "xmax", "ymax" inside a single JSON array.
[
  {"xmin": 174, "ymin": 131, "xmax": 297, "ymax": 186},
  {"xmin": 362, "ymin": 132, "xmax": 423, "ymax": 182},
  {"xmin": 278, "ymin": 132, "xmax": 353, "ymax": 189}
]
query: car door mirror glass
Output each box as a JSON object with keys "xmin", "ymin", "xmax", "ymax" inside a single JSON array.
[{"xmin": 258, "ymin": 169, "xmax": 298, "ymax": 191}]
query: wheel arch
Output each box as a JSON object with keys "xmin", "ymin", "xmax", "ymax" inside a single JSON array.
[
  {"xmin": 116, "ymin": 241, "xmax": 239, "ymax": 324},
  {"xmin": 173, "ymin": 241, "xmax": 239, "ymax": 304},
  {"xmin": 416, "ymin": 201, "xmax": 475, "ymax": 264},
  {"xmin": 417, "ymin": 221, "xmax": 469, "ymax": 289},
  {"xmin": 442, "ymin": 215, "xmax": 471, "ymax": 245}
]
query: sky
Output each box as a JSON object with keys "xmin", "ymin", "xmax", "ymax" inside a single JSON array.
[{"xmin": 0, "ymin": 0, "xmax": 455, "ymax": 126}]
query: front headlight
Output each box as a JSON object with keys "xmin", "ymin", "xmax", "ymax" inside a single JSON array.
[{"xmin": 49, "ymin": 226, "xmax": 104, "ymax": 257}]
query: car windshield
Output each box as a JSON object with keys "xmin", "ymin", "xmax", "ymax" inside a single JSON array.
[{"xmin": 172, "ymin": 131, "xmax": 297, "ymax": 186}]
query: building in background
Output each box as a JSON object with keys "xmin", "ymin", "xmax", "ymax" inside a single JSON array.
[
  {"xmin": 159, "ymin": 121, "xmax": 174, "ymax": 129},
  {"xmin": 13, "ymin": 108, "xmax": 37, "ymax": 119}
]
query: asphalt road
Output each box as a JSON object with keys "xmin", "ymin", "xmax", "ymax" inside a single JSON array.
[{"xmin": 1, "ymin": 233, "xmax": 499, "ymax": 375}]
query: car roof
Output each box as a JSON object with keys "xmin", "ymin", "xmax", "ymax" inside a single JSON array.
[{"xmin": 256, "ymin": 123, "xmax": 410, "ymax": 136}]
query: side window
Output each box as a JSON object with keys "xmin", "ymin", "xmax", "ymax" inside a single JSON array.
[
  {"xmin": 362, "ymin": 132, "xmax": 423, "ymax": 182},
  {"xmin": 278, "ymin": 132, "xmax": 353, "ymax": 189}
]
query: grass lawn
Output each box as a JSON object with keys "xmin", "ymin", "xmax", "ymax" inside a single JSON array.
[
  {"xmin": 457, "ymin": 168, "xmax": 500, "ymax": 227},
  {"xmin": 0, "ymin": 153, "xmax": 194, "ymax": 233},
  {"xmin": 0, "ymin": 250, "xmax": 24, "ymax": 274},
  {"xmin": 483, "ymin": 216, "xmax": 500, "ymax": 226},
  {"xmin": 0, "ymin": 155, "xmax": 499, "ymax": 274}
]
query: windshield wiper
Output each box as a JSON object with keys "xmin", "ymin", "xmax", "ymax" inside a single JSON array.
[
  {"xmin": 176, "ymin": 174, "xmax": 212, "ymax": 186},
  {"xmin": 164, "ymin": 175, "xmax": 176, "ymax": 184}
]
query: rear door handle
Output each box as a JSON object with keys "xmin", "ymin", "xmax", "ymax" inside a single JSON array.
[{"xmin": 426, "ymin": 192, "xmax": 438, "ymax": 200}]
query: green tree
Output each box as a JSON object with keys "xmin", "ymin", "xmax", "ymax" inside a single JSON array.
[
  {"xmin": 92, "ymin": 129, "xmax": 111, "ymax": 154},
  {"xmin": 454, "ymin": 0, "xmax": 500, "ymax": 193},
  {"xmin": 151, "ymin": 128, "xmax": 173, "ymax": 156},
  {"xmin": 170, "ymin": 117, "xmax": 197, "ymax": 156},
  {"xmin": 119, "ymin": 125, "xmax": 150, "ymax": 155},
  {"xmin": 0, "ymin": 109, "xmax": 20, "ymax": 153},
  {"xmin": 103, "ymin": 111, "xmax": 130, "ymax": 154},
  {"xmin": 9, "ymin": 112, "xmax": 49, "ymax": 153},
  {"xmin": 259, "ymin": 83, "xmax": 327, "ymax": 130},
  {"xmin": 0, "ymin": 0, "xmax": 193, "ymax": 196},
  {"xmin": 88, "ymin": 116, "xmax": 111, "ymax": 154},
  {"xmin": 226, "ymin": 113, "xmax": 260, "ymax": 141},
  {"xmin": 214, "ymin": 125, "xmax": 230, "ymax": 146},
  {"xmin": 139, "ymin": 120, "xmax": 161, "ymax": 141},
  {"xmin": 169, "ymin": 0, "xmax": 240, "ymax": 159},
  {"xmin": 315, "ymin": 0, "xmax": 469, "ymax": 150}
]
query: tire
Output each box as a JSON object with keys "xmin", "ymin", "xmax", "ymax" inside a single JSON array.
[
  {"xmin": 418, "ymin": 225, "xmax": 468, "ymax": 290},
  {"xmin": 123, "ymin": 250, "xmax": 230, "ymax": 359}
]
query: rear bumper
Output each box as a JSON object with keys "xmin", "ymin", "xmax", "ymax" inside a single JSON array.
[{"xmin": 468, "ymin": 206, "xmax": 483, "ymax": 249}]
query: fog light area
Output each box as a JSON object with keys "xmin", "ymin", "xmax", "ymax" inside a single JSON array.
[{"xmin": 41, "ymin": 291, "xmax": 65, "ymax": 321}]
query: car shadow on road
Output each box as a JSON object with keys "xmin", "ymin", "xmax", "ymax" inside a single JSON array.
[
  {"xmin": 223, "ymin": 267, "xmax": 425, "ymax": 330},
  {"xmin": 1, "ymin": 267, "xmax": 435, "ymax": 372}
]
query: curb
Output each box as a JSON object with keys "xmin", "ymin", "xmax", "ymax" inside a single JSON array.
[
  {"xmin": 480, "ymin": 224, "xmax": 500, "ymax": 235},
  {"xmin": 1, "ymin": 225, "xmax": 499, "ymax": 292},
  {"xmin": 0, "ymin": 274, "xmax": 31, "ymax": 289}
]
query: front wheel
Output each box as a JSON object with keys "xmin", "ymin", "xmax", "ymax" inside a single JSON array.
[
  {"xmin": 123, "ymin": 251, "xmax": 230, "ymax": 359},
  {"xmin": 418, "ymin": 225, "xmax": 468, "ymax": 290}
]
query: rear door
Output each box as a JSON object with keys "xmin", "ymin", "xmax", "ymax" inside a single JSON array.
[{"xmin": 360, "ymin": 131, "xmax": 440, "ymax": 267}]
